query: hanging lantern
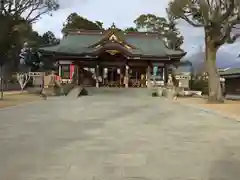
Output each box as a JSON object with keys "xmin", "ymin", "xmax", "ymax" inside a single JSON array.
[
  {"xmin": 104, "ymin": 68, "xmax": 108, "ymax": 78},
  {"xmin": 153, "ymin": 66, "xmax": 158, "ymax": 76}
]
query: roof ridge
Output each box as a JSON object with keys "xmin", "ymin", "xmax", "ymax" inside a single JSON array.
[
  {"xmin": 66, "ymin": 29, "xmax": 106, "ymax": 35},
  {"xmin": 66, "ymin": 29, "xmax": 161, "ymax": 37},
  {"xmin": 125, "ymin": 31, "xmax": 159, "ymax": 34}
]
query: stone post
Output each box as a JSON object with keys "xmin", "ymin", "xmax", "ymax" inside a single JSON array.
[
  {"xmin": 96, "ymin": 64, "xmax": 99, "ymax": 88},
  {"xmin": 41, "ymin": 71, "xmax": 45, "ymax": 93},
  {"xmin": 58, "ymin": 64, "xmax": 61, "ymax": 77},
  {"xmin": 147, "ymin": 65, "xmax": 151, "ymax": 88},
  {"xmin": 124, "ymin": 65, "xmax": 129, "ymax": 88},
  {"xmin": 164, "ymin": 65, "xmax": 168, "ymax": 85}
]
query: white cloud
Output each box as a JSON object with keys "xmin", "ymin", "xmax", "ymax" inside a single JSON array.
[
  {"xmin": 32, "ymin": 0, "xmax": 171, "ymax": 35},
  {"xmin": 175, "ymin": 20, "xmax": 204, "ymax": 55},
  {"xmin": 32, "ymin": 0, "xmax": 240, "ymax": 56}
]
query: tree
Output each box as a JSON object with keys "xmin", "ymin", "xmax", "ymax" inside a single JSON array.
[
  {"xmin": 20, "ymin": 30, "xmax": 60, "ymax": 72},
  {"xmin": 0, "ymin": 0, "xmax": 59, "ymax": 65},
  {"xmin": 133, "ymin": 13, "xmax": 183, "ymax": 50},
  {"xmin": 134, "ymin": 14, "xmax": 168, "ymax": 32},
  {"xmin": 62, "ymin": 13, "xmax": 104, "ymax": 33},
  {"xmin": 0, "ymin": 0, "xmax": 59, "ymax": 99},
  {"xmin": 16, "ymin": 72, "xmax": 30, "ymax": 92},
  {"xmin": 168, "ymin": 0, "xmax": 240, "ymax": 103},
  {"xmin": 124, "ymin": 27, "xmax": 138, "ymax": 33},
  {"xmin": 0, "ymin": 0, "xmax": 59, "ymax": 59},
  {"xmin": 42, "ymin": 31, "xmax": 59, "ymax": 45},
  {"xmin": 95, "ymin": 21, "xmax": 104, "ymax": 29},
  {"xmin": 18, "ymin": 42, "xmax": 31, "ymax": 92},
  {"xmin": 165, "ymin": 10, "xmax": 184, "ymax": 50},
  {"xmin": 17, "ymin": 40, "xmax": 58, "ymax": 92},
  {"xmin": 0, "ymin": 15, "xmax": 32, "ymax": 99},
  {"xmin": 27, "ymin": 31, "xmax": 45, "ymax": 47},
  {"xmin": 19, "ymin": 43, "xmax": 56, "ymax": 72}
]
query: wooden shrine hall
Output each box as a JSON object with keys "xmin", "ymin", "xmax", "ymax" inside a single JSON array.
[{"xmin": 39, "ymin": 25, "xmax": 186, "ymax": 88}]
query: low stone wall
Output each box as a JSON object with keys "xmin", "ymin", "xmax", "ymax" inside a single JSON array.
[
  {"xmin": 3, "ymin": 83, "xmax": 20, "ymax": 91},
  {"xmin": 152, "ymin": 86, "xmax": 183, "ymax": 99}
]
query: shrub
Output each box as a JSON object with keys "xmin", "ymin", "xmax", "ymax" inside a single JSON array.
[
  {"xmin": 152, "ymin": 92, "xmax": 158, "ymax": 97},
  {"xmin": 26, "ymin": 77, "xmax": 33, "ymax": 87},
  {"xmin": 8, "ymin": 75, "xmax": 18, "ymax": 84},
  {"xmin": 190, "ymin": 79, "xmax": 208, "ymax": 95}
]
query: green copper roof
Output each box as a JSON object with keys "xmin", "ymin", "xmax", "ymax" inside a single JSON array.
[
  {"xmin": 39, "ymin": 31, "xmax": 185, "ymax": 57},
  {"xmin": 219, "ymin": 68, "xmax": 240, "ymax": 76},
  {"xmin": 126, "ymin": 36, "xmax": 183, "ymax": 56},
  {"xmin": 40, "ymin": 34, "xmax": 103, "ymax": 54}
]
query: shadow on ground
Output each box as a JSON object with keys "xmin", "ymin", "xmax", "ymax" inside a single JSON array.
[{"xmin": 209, "ymin": 145, "xmax": 240, "ymax": 180}]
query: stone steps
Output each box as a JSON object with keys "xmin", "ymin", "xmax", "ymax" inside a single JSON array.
[{"xmin": 67, "ymin": 87, "xmax": 81, "ymax": 97}]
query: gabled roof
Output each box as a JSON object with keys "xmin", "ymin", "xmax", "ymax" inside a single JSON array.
[
  {"xmin": 39, "ymin": 29, "xmax": 186, "ymax": 58},
  {"xmin": 219, "ymin": 67, "xmax": 240, "ymax": 77}
]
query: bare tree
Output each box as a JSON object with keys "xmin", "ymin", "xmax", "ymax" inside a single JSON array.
[
  {"xmin": 169, "ymin": 0, "xmax": 240, "ymax": 103},
  {"xmin": 0, "ymin": 0, "xmax": 59, "ymax": 99},
  {"xmin": 16, "ymin": 72, "xmax": 30, "ymax": 91},
  {"xmin": 1, "ymin": 0, "xmax": 59, "ymax": 22}
]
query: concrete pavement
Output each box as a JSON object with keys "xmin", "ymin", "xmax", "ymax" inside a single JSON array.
[{"xmin": 0, "ymin": 88, "xmax": 240, "ymax": 180}]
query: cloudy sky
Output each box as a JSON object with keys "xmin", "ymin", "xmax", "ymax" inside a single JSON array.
[{"xmin": 32, "ymin": 0, "xmax": 240, "ymax": 57}]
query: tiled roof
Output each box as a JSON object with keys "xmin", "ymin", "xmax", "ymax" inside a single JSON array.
[
  {"xmin": 39, "ymin": 30, "xmax": 185, "ymax": 58},
  {"xmin": 219, "ymin": 68, "xmax": 240, "ymax": 76}
]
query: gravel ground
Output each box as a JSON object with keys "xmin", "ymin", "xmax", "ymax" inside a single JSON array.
[{"xmin": 0, "ymin": 88, "xmax": 240, "ymax": 180}]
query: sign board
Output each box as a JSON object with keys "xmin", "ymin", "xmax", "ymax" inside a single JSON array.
[
  {"xmin": 29, "ymin": 72, "xmax": 43, "ymax": 86},
  {"xmin": 59, "ymin": 60, "xmax": 73, "ymax": 65},
  {"xmin": 152, "ymin": 63, "xmax": 164, "ymax": 66},
  {"xmin": 175, "ymin": 75, "xmax": 191, "ymax": 80},
  {"xmin": 29, "ymin": 72, "xmax": 43, "ymax": 77}
]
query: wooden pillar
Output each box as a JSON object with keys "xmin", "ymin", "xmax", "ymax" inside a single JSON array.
[
  {"xmin": 41, "ymin": 71, "xmax": 45, "ymax": 93},
  {"xmin": 103, "ymin": 68, "xmax": 108, "ymax": 86},
  {"xmin": 118, "ymin": 68, "xmax": 122, "ymax": 87},
  {"xmin": 95, "ymin": 64, "xmax": 99, "ymax": 88},
  {"xmin": 76, "ymin": 63, "xmax": 80, "ymax": 85},
  {"xmin": 58, "ymin": 64, "xmax": 61, "ymax": 77},
  {"xmin": 164, "ymin": 64, "xmax": 168, "ymax": 85},
  {"xmin": 124, "ymin": 65, "xmax": 129, "ymax": 88},
  {"xmin": 146, "ymin": 65, "xmax": 151, "ymax": 88}
]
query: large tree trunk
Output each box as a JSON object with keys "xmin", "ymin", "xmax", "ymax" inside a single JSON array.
[
  {"xmin": 0, "ymin": 65, "xmax": 3, "ymax": 100},
  {"xmin": 205, "ymin": 43, "xmax": 224, "ymax": 103}
]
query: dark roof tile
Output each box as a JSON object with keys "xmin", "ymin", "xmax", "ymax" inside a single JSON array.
[{"xmin": 39, "ymin": 31, "xmax": 185, "ymax": 57}]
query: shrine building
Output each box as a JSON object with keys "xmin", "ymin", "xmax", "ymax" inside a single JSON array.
[{"xmin": 39, "ymin": 25, "xmax": 186, "ymax": 88}]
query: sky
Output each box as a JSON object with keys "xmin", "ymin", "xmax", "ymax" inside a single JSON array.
[{"xmin": 32, "ymin": 0, "xmax": 240, "ymax": 57}]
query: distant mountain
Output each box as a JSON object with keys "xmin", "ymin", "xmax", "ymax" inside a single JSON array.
[
  {"xmin": 175, "ymin": 61, "xmax": 193, "ymax": 73},
  {"xmin": 183, "ymin": 51, "xmax": 240, "ymax": 73},
  {"xmin": 227, "ymin": 61, "xmax": 240, "ymax": 68}
]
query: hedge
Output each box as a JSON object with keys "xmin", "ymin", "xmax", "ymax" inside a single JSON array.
[{"xmin": 190, "ymin": 79, "xmax": 209, "ymax": 95}]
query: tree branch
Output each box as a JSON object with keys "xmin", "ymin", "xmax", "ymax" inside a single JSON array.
[
  {"xmin": 216, "ymin": 0, "xmax": 235, "ymax": 23},
  {"xmin": 199, "ymin": 0, "xmax": 210, "ymax": 25},
  {"xmin": 214, "ymin": 24, "xmax": 232, "ymax": 46},
  {"xmin": 180, "ymin": 14, "xmax": 204, "ymax": 27},
  {"xmin": 13, "ymin": 0, "xmax": 33, "ymax": 18},
  {"xmin": 25, "ymin": 1, "xmax": 42, "ymax": 21},
  {"xmin": 214, "ymin": 19, "xmax": 240, "ymax": 47},
  {"xmin": 27, "ymin": 9, "xmax": 49, "ymax": 23}
]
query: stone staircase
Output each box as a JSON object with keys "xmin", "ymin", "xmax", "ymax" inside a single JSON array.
[
  {"xmin": 67, "ymin": 87, "xmax": 81, "ymax": 97},
  {"xmin": 83, "ymin": 87, "xmax": 150, "ymax": 97},
  {"xmin": 67, "ymin": 86, "xmax": 89, "ymax": 97}
]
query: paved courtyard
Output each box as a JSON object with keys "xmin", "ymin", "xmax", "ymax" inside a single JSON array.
[{"xmin": 0, "ymin": 88, "xmax": 240, "ymax": 180}]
